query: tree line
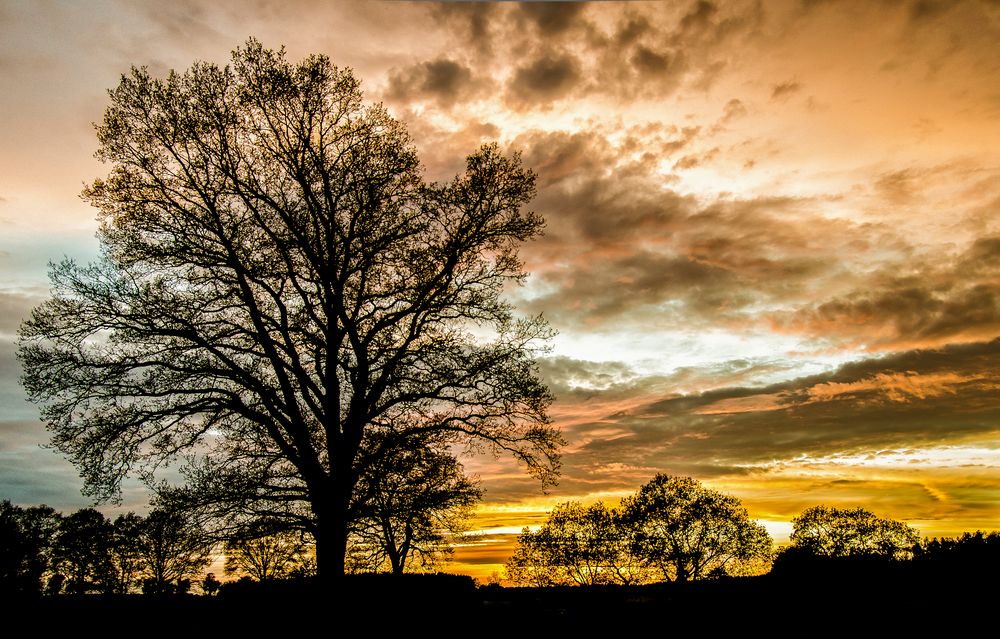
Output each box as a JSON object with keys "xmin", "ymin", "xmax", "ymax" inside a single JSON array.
[
  {"xmin": 504, "ymin": 474, "xmax": 999, "ymax": 586},
  {"xmin": 5, "ymin": 472, "xmax": 996, "ymax": 595},
  {"xmin": 1, "ymin": 466, "xmax": 476, "ymax": 597},
  {"xmin": 1, "ymin": 502, "xmax": 214, "ymax": 595}
]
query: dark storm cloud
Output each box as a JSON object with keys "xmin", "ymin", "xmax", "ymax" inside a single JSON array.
[
  {"xmin": 385, "ymin": 57, "xmax": 485, "ymax": 107},
  {"xmin": 426, "ymin": 1, "xmax": 762, "ymax": 108},
  {"xmin": 630, "ymin": 45, "xmax": 677, "ymax": 76},
  {"xmin": 779, "ymin": 236, "xmax": 1000, "ymax": 348},
  {"xmin": 539, "ymin": 355, "xmax": 798, "ymax": 401},
  {"xmin": 808, "ymin": 285, "xmax": 999, "ymax": 344},
  {"xmin": 430, "ymin": 2, "xmax": 501, "ymax": 55},
  {"xmin": 908, "ymin": 0, "xmax": 955, "ymax": 22},
  {"xmin": 516, "ymin": 1, "xmax": 587, "ymax": 35},
  {"xmin": 544, "ymin": 339, "xmax": 1000, "ymax": 494},
  {"xmin": 510, "ymin": 128, "xmax": 873, "ymax": 332},
  {"xmin": 505, "ymin": 53, "xmax": 582, "ymax": 110},
  {"xmin": 587, "ymin": 0, "xmax": 761, "ymax": 99},
  {"xmin": 962, "ymin": 235, "xmax": 1000, "ymax": 271},
  {"xmin": 681, "ymin": 0, "xmax": 719, "ymax": 30}
]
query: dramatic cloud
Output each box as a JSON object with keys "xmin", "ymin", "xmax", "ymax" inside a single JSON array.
[
  {"xmin": 469, "ymin": 340, "xmax": 1000, "ymax": 511},
  {"xmin": 516, "ymin": 1, "xmax": 586, "ymax": 36},
  {"xmin": 592, "ymin": 340, "xmax": 999, "ymax": 468},
  {"xmin": 506, "ymin": 128, "xmax": 906, "ymax": 339},
  {"xmin": 385, "ymin": 57, "xmax": 486, "ymax": 107},
  {"xmin": 776, "ymin": 235, "xmax": 1000, "ymax": 349},
  {"xmin": 505, "ymin": 52, "xmax": 583, "ymax": 110}
]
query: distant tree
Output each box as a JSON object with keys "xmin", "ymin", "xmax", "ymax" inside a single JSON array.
[
  {"xmin": 201, "ymin": 572, "xmax": 221, "ymax": 596},
  {"xmin": 0, "ymin": 500, "xmax": 62, "ymax": 595},
  {"xmin": 505, "ymin": 501, "xmax": 646, "ymax": 586},
  {"xmin": 348, "ymin": 437, "xmax": 481, "ymax": 574},
  {"xmin": 914, "ymin": 530, "xmax": 1000, "ymax": 563},
  {"xmin": 137, "ymin": 509, "xmax": 213, "ymax": 594},
  {"xmin": 505, "ymin": 527, "xmax": 561, "ymax": 587},
  {"xmin": 224, "ymin": 525, "xmax": 310, "ymax": 581},
  {"xmin": 51, "ymin": 508, "xmax": 114, "ymax": 594},
  {"xmin": 620, "ymin": 475, "xmax": 772, "ymax": 582},
  {"xmin": 45, "ymin": 573, "xmax": 65, "ymax": 595},
  {"xmin": 108, "ymin": 512, "xmax": 145, "ymax": 593},
  {"xmin": 788, "ymin": 505, "xmax": 920, "ymax": 560}
]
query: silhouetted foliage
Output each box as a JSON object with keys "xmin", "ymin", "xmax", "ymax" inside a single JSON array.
[
  {"xmin": 787, "ymin": 505, "xmax": 919, "ymax": 559},
  {"xmin": 45, "ymin": 572, "xmax": 65, "ymax": 596},
  {"xmin": 620, "ymin": 475, "xmax": 772, "ymax": 581},
  {"xmin": 505, "ymin": 501, "xmax": 644, "ymax": 586},
  {"xmin": 108, "ymin": 512, "xmax": 145, "ymax": 593},
  {"xmin": 224, "ymin": 524, "xmax": 311, "ymax": 581},
  {"xmin": 201, "ymin": 572, "xmax": 221, "ymax": 595},
  {"xmin": 348, "ymin": 436, "xmax": 481, "ymax": 574},
  {"xmin": 135, "ymin": 509, "xmax": 213, "ymax": 594},
  {"xmin": 913, "ymin": 530, "xmax": 1000, "ymax": 564},
  {"xmin": 0, "ymin": 500, "xmax": 61, "ymax": 595},
  {"xmin": 506, "ymin": 475, "xmax": 771, "ymax": 586},
  {"xmin": 17, "ymin": 38, "xmax": 560, "ymax": 578},
  {"xmin": 52, "ymin": 508, "xmax": 114, "ymax": 594}
]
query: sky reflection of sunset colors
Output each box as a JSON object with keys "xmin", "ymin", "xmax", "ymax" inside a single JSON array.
[{"xmin": 2, "ymin": 1, "xmax": 999, "ymax": 580}]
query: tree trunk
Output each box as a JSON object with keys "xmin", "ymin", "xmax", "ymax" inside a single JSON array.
[{"xmin": 315, "ymin": 502, "xmax": 349, "ymax": 582}]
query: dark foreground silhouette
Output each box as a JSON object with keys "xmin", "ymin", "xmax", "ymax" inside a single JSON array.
[{"xmin": 12, "ymin": 556, "xmax": 996, "ymax": 633}]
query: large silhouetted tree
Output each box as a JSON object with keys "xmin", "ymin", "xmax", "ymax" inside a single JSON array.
[
  {"xmin": 505, "ymin": 501, "xmax": 645, "ymax": 586},
  {"xmin": 788, "ymin": 505, "xmax": 920, "ymax": 559},
  {"xmin": 18, "ymin": 39, "xmax": 559, "ymax": 578},
  {"xmin": 620, "ymin": 475, "xmax": 771, "ymax": 582}
]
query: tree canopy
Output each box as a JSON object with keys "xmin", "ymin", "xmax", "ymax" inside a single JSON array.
[
  {"xmin": 505, "ymin": 475, "xmax": 772, "ymax": 586},
  {"xmin": 17, "ymin": 39, "xmax": 561, "ymax": 577},
  {"xmin": 348, "ymin": 434, "xmax": 481, "ymax": 574},
  {"xmin": 0, "ymin": 500, "xmax": 61, "ymax": 595},
  {"xmin": 505, "ymin": 501, "xmax": 643, "ymax": 586},
  {"xmin": 224, "ymin": 524, "xmax": 311, "ymax": 581},
  {"xmin": 787, "ymin": 505, "xmax": 920, "ymax": 560},
  {"xmin": 620, "ymin": 474, "xmax": 772, "ymax": 582}
]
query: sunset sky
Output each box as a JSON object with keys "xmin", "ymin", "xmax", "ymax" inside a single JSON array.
[{"xmin": 2, "ymin": 0, "xmax": 999, "ymax": 580}]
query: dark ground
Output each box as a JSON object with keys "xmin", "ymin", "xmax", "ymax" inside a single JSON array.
[{"xmin": 12, "ymin": 562, "xmax": 996, "ymax": 634}]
